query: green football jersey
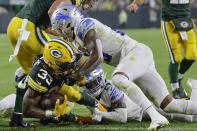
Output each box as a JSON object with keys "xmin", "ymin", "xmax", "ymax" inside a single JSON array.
[
  {"xmin": 161, "ymin": 0, "xmax": 191, "ymax": 21},
  {"xmin": 16, "ymin": 0, "xmax": 79, "ymax": 29},
  {"xmin": 16, "ymin": 0, "xmax": 54, "ymax": 29}
]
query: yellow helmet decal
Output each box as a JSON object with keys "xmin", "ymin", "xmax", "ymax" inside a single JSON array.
[{"xmin": 43, "ymin": 39, "xmax": 76, "ymax": 70}]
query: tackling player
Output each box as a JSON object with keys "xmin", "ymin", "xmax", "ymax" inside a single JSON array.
[
  {"xmin": 51, "ymin": 5, "xmax": 197, "ymax": 130},
  {"xmin": 7, "ymin": 0, "xmax": 94, "ymax": 127},
  {"xmin": 2, "ymin": 67, "xmax": 197, "ymax": 124},
  {"xmin": 84, "ymin": 66, "xmax": 197, "ymax": 123},
  {"xmin": 51, "ymin": 5, "xmax": 169, "ymax": 130}
]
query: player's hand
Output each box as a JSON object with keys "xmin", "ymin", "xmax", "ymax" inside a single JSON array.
[
  {"xmin": 54, "ymin": 95, "xmax": 71, "ymax": 117},
  {"xmin": 126, "ymin": 3, "xmax": 139, "ymax": 13},
  {"xmin": 76, "ymin": 76, "xmax": 87, "ymax": 86}
]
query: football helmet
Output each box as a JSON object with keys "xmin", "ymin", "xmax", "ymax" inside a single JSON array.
[
  {"xmin": 51, "ymin": 4, "xmax": 83, "ymax": 41},
  {"xmin": 84, "ymin": 66, "xmax": 106, "ymax": 97},
  {"xmin": 43, "ymin": 39, "xmax": 78, "ymax": 72}
]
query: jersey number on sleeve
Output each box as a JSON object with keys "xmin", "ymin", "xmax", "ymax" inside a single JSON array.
[
  {"xmin": 37, "ymin": 69, "xmax": 53, "ymax": 86},
  {"xmin": 114, "ymin": 30, "xmax": 125, "ymax": 36}
]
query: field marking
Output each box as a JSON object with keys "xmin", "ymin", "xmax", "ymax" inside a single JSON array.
[{"xmin": 25, "ymin": 127, "xmax": 197, "ymax": 131}]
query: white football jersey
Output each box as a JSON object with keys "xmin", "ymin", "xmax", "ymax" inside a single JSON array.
[
  {"xmin": 91, "ymin": 81, "xmax": 143, "ymax": 121},
  {"xmin": 75, "ymin": 18, "xmax": 138, "ymax": 66},
  {"xmin": 99, "ymin": 83, "xmax": 143, "ymax": 121},
  {"xmin": 99, "ymin": 81, "xmax": 124, "ymax": 109}
]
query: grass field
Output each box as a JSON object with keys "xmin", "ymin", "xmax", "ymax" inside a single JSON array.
[{"xmin": 0, "ymin": 28, "xmax": 197, "ymax": 130}]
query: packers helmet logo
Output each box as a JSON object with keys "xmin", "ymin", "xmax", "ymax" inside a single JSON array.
[
  {"xmin": 180, "ymin": 21, "xmax": 189, "ymax": 29},
  {"xmin": 50, "ymin": 49, "xmax": 62, "ymax": 58}
]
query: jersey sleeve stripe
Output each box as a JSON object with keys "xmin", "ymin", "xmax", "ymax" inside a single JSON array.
[
  {"xmin": 28, "ymin": 76, "xmax": 48, "ymax": 93},
  {"xmin": 35, "ymin": 27, "xmax": 48, "ymax": 45}
]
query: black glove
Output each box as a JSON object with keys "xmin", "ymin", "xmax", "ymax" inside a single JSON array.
[{"xmin": 40, "ymin": 117, "xmax": 61, "ymax": 125}]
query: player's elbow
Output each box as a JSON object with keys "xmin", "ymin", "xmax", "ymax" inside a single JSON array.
[
  {"xmin": 48, "ymin": 10, "xmax": 52, "ymax": 18},
  {"xmin": 115, "ymin": 108, "xmax": 128, "ymax": 123},
  {"xmin": 118, "ymin": 113, "xmax": 127, "ymax": 123}
]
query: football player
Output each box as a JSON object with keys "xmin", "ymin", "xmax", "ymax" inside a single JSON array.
[
  {"xmin": 0, "ymin": 92, "xmax": 93, "ymax": 125},
  {"xmin": 160, "ymin": 0, "xmax": 197, "ymax": 99},
  {"xmin": 21, "ymin": 39, "xmax": 106, "ymax": 123},
  {"xmin": 7, "ymin": 0, "xmax": 94, "ymax": 127},
  {"xmin": 51, "ymin": 5, "xmax": 197, "ymax": 130},
  {"xmin": 83, "ymin": 66, "xmax": 197, "ymax": 123},
  {"xmin": 2, "ymin": 68, "xmax": 197, "ymax": 124},
  {"xmin": 127, "ymin": 0, "xmax": 197, "ymax": 100},
  {"xmin": 51, "ymin": 5, "xmax": 169, "ymax": 130}
]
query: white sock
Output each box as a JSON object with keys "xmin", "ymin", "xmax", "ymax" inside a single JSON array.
[
  {"xmin": 0, "ymin": 94, "xmax": 16, "ymax": 111},
  {"xmin": 164, "ymin": 98, "xmax": 197, "ymax": 115},
  {"xmin": 171, "ymin": 83, "xmax": 179, "ymax": 91},
  {"xmin": 146, "ymin": 106, "xmax": 164, "ymax": 121},
  {"xmin": 187, "ymin": 79, "xmax": 197, "ymax": 101}
]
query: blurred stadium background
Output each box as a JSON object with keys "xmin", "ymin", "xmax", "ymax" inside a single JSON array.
[
  {"xmin": 1, "ymin": 0, "xmax": 197, "ymax": 32},
  {"xmin": 0, "ymin": 0, "xmax": 197, "ymax": 130}
]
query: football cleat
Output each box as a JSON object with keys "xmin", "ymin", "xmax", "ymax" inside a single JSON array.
[
  {"xmin": 172, "ymin": 88, "xmax": 189, "ymax": 100},
  {"xmin": 9, "ymin": 112, "xmax": 34, "ymax": 127}
]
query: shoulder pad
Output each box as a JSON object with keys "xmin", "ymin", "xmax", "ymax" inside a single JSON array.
[{"xmin": 76, "ymin": 18, "xmax": 95, "ymax": 40}]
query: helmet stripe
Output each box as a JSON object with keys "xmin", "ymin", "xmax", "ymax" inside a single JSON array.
[{"xmin": 49, "ymin": 39, "xmax": 75, "ymax": 61}]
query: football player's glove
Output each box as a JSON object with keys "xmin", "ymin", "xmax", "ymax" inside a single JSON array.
[{"xmin": 54, "ymin": 95, "xmax": 71, "ymax": 117}]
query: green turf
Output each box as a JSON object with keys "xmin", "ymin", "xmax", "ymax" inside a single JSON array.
[{"xmin": 0, "ymin": 28, "xmax": 197, "ymax": 130}]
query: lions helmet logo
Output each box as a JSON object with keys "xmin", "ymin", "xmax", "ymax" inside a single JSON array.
[{"xmin": 50, "ymin": 49, "xmax": 62, "ymax": 58}]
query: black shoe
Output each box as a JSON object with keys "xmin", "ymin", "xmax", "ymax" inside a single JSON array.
[
  {"xmin": 172, "ymin": 88, "xmax": 189, "ymax": 100},
  {"xmin": 9, "ymin": 112, "xmax": 34, "ymax": 127}
]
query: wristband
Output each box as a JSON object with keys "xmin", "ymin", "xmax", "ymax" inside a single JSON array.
[{"xmin": 45, "ymin": 110, "xmax": 55, "ymax": 118}]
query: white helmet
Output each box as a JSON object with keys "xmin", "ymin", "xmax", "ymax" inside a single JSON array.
[
  {"xmin": 51, "ymin": 4, "xmax": 83, "ymax": 41},
  {"xmin": 84, "ymin": 66, "xmax": 106, "ymax": 97}
]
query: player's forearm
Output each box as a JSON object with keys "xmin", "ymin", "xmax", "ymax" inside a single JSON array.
[
  {"xmin": 24, "ymin": 107, "xmax": 46, "ymax": 118},
  {"xmin": 23, "ymin": 89, "xmax": 48, "ymax": 118},
  {"xmin": 78, "ymin": 39, "xmax": 103, "ymax": 76},
  {"xmin": 45, "ymin": 27, "xmax": 61, "ymax": 36},
  {"xmin": 99, "ymin": 108, "xmax": 128, "ymax": 123}
]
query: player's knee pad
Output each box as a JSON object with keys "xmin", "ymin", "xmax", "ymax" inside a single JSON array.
[
  {"xmin": 15, "ymin": 67, "xmax": 26, "ymax": 83},
  {"xmin": 15, "ymin": 68, "xmax": 27, "ymax": 96},
  {"xmin": 112, "ymin": 74, "xmax": 132, "ymax": 93}
]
